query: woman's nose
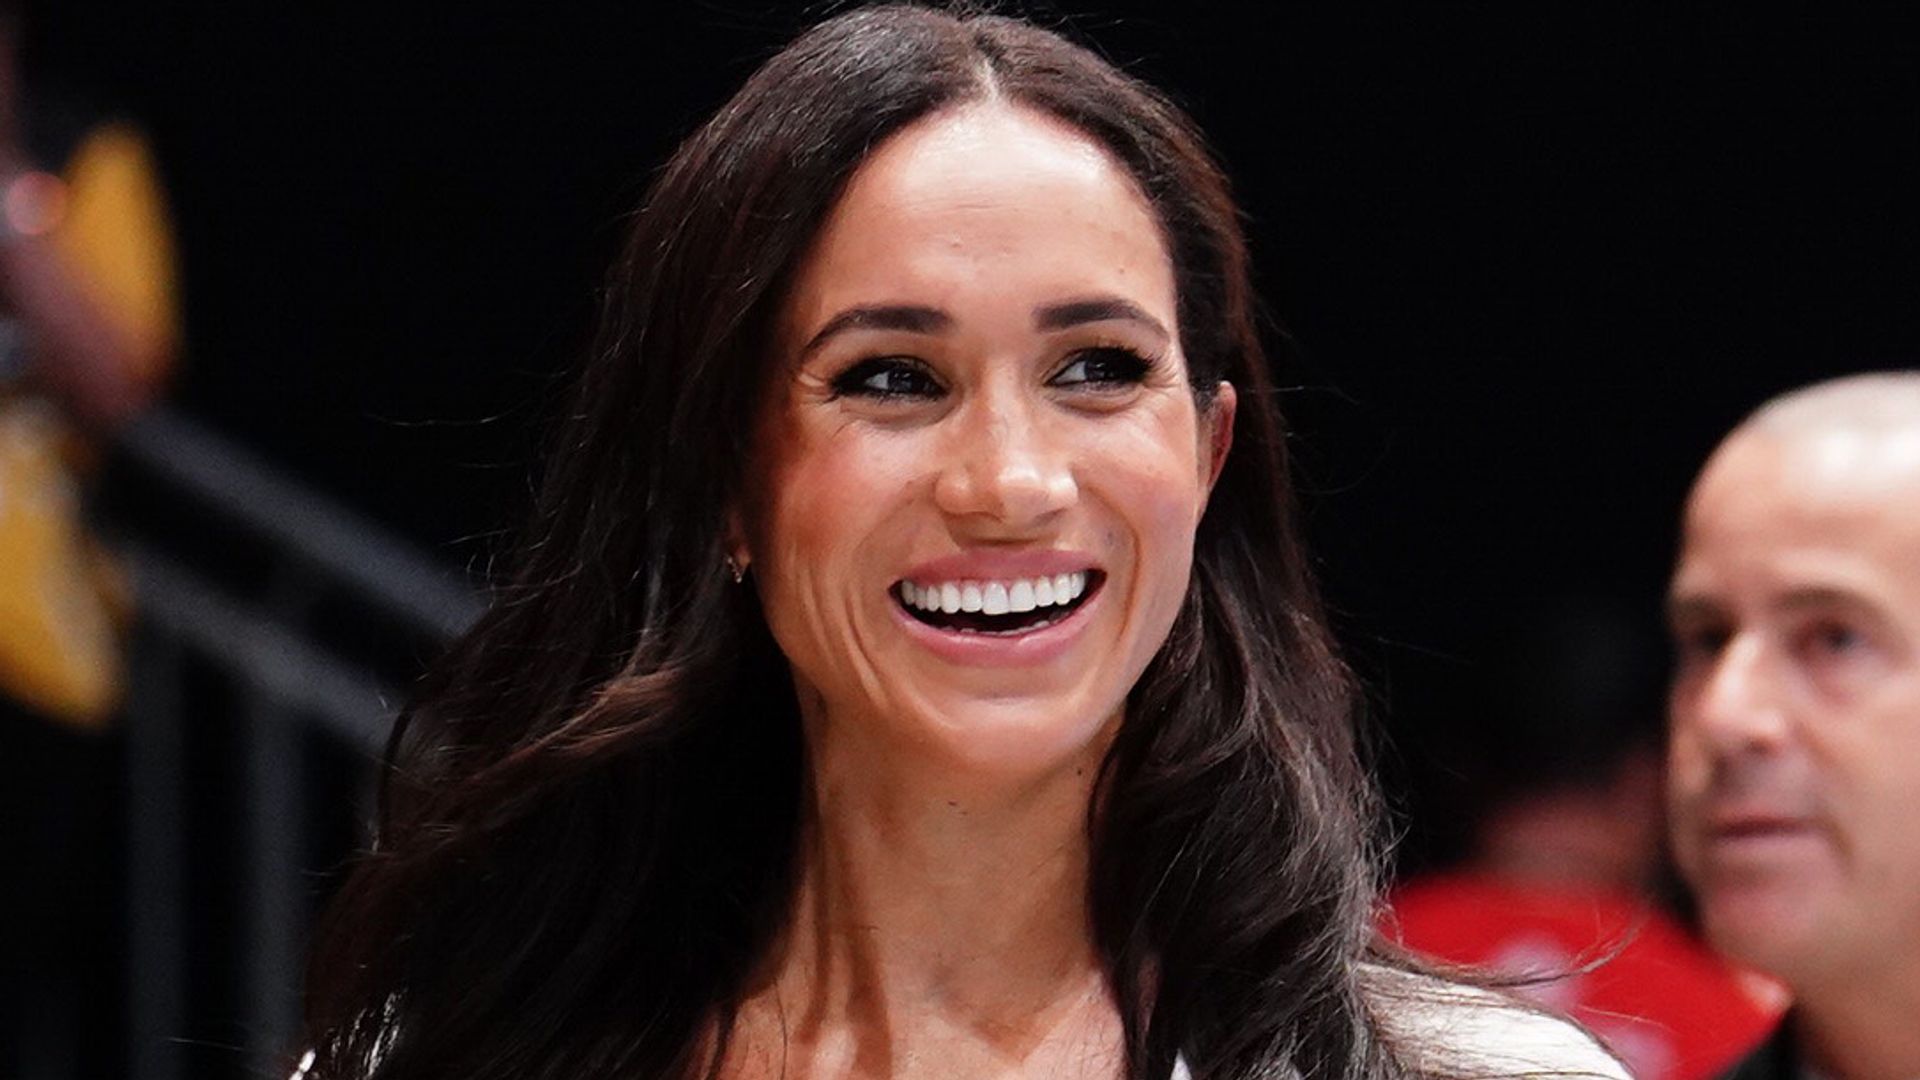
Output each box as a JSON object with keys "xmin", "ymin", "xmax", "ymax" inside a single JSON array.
[{"xmin": 933, "ymin": 401, "xmax": 1077, "ymax": 528}]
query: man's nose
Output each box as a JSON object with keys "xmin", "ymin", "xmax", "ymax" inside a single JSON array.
[
  {"xmin": 1683, "ymin": 634, "xmax": 1791, "ymax": 754},
  {"xmin": 932, "ymin": 396, "xmax": 1077, "ymax": 528}
]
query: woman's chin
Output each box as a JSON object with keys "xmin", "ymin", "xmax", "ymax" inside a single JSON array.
[{"xmin": 893, "ymin": 693, "xmax": 1122, "ymax": 788}]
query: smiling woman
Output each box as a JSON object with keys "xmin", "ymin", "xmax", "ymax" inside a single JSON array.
[
  {"xmin": 745, "ymin": 103, "xmax": 1226, "ymax": 785},
  {"xmin": 297, "ymin": 6, "xmax": 1625, "ymax": 1080}
]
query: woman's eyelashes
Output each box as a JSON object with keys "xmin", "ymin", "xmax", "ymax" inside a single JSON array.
[
  {"xmin": 826, "ymin": 346, "xmax": 1159, "ymax": 402},
  {"xmin": 829, "ymin": 356, "xmax": 944, "ymax": 401},
  {"xmin": 1048, "ymin": 345, "xmax": 1156, "ymax": 390}
]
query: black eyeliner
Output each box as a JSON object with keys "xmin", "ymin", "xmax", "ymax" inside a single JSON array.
[
  {"xmin": 827, "ymin": 356, "xmax": 943, "ymax": 400},
  {"xmin": 1053, "ymin": 344, "xmax": 1159, "ymax": 387}
]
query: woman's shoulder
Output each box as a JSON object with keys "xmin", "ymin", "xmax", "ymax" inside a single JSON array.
[{"xmin": 1363, "ymin": 965, "xmax": 1632, "ymax": 1079}]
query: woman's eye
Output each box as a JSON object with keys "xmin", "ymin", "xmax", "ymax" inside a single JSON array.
[
  {"xmin": 1050, "ymin": 346, "xmax": 1153, "ymax": 390},
  {"xmin": 830, "ymin": 358, "xmax": 943, "ymax": 400}
]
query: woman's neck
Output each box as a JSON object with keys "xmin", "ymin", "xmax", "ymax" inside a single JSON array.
[{"xmin": 724, "ymin": 715, "xmax": 1124, "ymax": 1078}]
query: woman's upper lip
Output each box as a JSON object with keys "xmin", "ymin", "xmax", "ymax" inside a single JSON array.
[{"xmin": 899, "ymin": 549, "xmax": 1102, "ymax": 583}]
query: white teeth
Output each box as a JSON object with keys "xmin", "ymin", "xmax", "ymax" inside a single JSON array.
[
  {"xmin": 899, "ymin": 571, "xmax": 1093, "ymax": 616},
  {"xmin": 1009, "ymin": 580, "xmax": 1036, "ymax": 612},
  {"xmin": 982, "ymin": 582, "xmax": 1010, "ymax": 615}
]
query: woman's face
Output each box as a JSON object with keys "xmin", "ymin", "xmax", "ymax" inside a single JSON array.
[{"xmin": 744, "ymin": 103, "xmax": 1233, "ymax": 784}]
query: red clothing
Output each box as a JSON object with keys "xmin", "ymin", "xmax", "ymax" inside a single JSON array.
[{"xmin": 1385, "ymin": 874, "xmax": 1780, "ymax": 1080}]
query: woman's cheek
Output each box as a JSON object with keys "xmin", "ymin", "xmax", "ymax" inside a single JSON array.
[
  {"xmin": 1101, "ymin": 465, "xmax": 1202, "ymax": 600},
  {"xmin": 760, "ymin": 422, "xmax": 917, "ymax": 572}
]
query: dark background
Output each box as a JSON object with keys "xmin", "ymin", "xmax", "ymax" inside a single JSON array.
[{"xmin": 30, "ymin": 2, "xmax": 1920, "ymax": 862}]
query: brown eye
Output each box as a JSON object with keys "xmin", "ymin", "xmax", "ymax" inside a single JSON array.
[
  {"xmin": 830, "ymin": 357, "xmax": 944, "ymax": 400},
  {"xmin": 1792, "ymin": 615, "xmax": 1885, "ymax": 697},
  {"xmin": 1674, "ymin": 622, "xmax": 1735, "ymax": 657},
  {"xmin": 1671, "ymin": 623, "xmax": 1731, "ymax": 670},
  {"xmin": 1802, "ymin": 619, "xmax": 1866, "ymax": 658},
  {"xmin": 1050, "ymin": 346, "xmax": 1153, "ymax": 389}
]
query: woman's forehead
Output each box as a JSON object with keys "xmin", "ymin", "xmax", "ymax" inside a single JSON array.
[
  {"xmin": 845, "ymin": 103, "xmax": 1136, "ymax": 210},
  {"xmin": 781, "ymin": 103, "xmax": 1174, "ymax": 336}
]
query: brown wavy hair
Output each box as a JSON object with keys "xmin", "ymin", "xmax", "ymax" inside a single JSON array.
[{"xmin": 302, "ymin": 6, "xmax": 1418, "ymax": 1078}]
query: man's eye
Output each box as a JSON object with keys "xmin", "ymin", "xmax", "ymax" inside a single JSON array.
[
  {"xmin": 1804, "ymin": 620, "xmax": 1866, "ymax": 657},
  {"xmin": 1050, "ymin": 346, "xmax": 1153, "ymax": 389},
  {"xmin": 1672, "ymin": 625, "xmax": 1730, "ymax": 666},
  {"xmin": 830, "ymin": 358, "xmax": 943, "ymax": 400}
]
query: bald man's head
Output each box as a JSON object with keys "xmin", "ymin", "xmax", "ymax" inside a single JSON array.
[
  {"xmin": 1741, "ymin": 371, "xmax": 1920, "ymax": 441},
  {"xmin": 1666, "ymin": 370, "xmax": 1920, "ymax": 997},
  {"xmin": 1703, "ymin": 372, "xmax": 1920, "ymax": 510}
]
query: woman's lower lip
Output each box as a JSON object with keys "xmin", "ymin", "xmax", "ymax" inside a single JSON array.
[{"xmin": 889, "ymin": 583, "xmax": 1101, "ymax": 666}]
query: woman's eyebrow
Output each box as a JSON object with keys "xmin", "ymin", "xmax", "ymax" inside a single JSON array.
[
  {"xmin": 802, "ymin": 304, "xmax": 951, "ymax": 357},
  {"xmin": 1034, "ymin": 296, "xmax": 1170, "ymax": 346}
]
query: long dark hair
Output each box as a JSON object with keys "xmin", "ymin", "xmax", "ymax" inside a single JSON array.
[{"xmin": 304, "ymin": 6, "xmax": 1412, "ymax": 1078}]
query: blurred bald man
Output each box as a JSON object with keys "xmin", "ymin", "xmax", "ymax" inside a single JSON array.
[{"xmin": 1666, "ymin": 372, "xmax": 1920, "ymax": 1080}]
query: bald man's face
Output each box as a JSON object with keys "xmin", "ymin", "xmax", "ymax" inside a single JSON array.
[{"xmin": 1667, "ymin": 428, "xmax": 1920, "ymax": 990}]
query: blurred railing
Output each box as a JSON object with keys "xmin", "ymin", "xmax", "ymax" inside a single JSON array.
[{"xmin": 111, "ymin": 407, "xmax": 481, "ymax": 1080}]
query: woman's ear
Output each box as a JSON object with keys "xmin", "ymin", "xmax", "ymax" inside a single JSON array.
[
  {"xmin": 1202, "ymin": 381, "xmax": 1236, "ymax": 497},
  {"xmin": 723, "ymin": 506, "xmax": 751, "ymax": 581}
]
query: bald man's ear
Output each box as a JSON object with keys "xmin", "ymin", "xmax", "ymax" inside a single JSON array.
[{"xmin": 1202, "ymin": 381, "xmax": 1236, "ymax": 498}]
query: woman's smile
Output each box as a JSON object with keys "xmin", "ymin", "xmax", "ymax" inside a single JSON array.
[
  {"xmin": 896, "ymin": 569, "xmax": 1097, "ymax": 632},
  {"xmin": 889, "ymin": 546, "xmax": 1109, "ymax": 665}
]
